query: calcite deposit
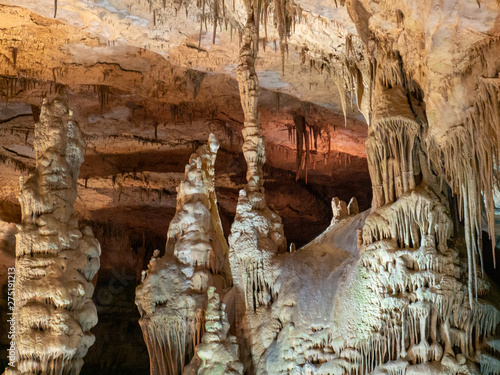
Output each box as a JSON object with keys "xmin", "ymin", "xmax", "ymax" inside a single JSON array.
[
  {"xmin": 135, "ymin": 134, "xmax": 232, "ymax": 375},
  {"xmin": 183, "ymin": 287, "xmax": 243, "ymax": 375},
  {"xmin": 5, "ymin": 95, "xmax": 100, "ymax": 375},
  {"xmin": 0, "ymin": 0, "xmax": 499, "ymax": 374}
]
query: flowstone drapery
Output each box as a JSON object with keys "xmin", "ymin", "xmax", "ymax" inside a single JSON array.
[
  {"xmin": 221, "ymin": 37, "xmax": 500, "ymax": 370},
  {"xmin": 365, "ymin": 85, "xmax": 419, "ymax": 209},
  {"xmin": 135, "ymin": 134, "xmax": 232, "ymax": 375},
  {"xmin": 7, "ymin": 95, "xmax": 100, "ymax": 375}
]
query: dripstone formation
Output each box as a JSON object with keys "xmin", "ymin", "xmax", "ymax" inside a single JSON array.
[
  {"xmin": 7, "ymin": 95, "xmax": 100, "ymax": 375},
  {"xmin": 0, "ymin": 0, "xmax": 499, "ymax": 374},
  {"xmin": 135, "ymin": 134, "xmax": 232, "ymax": 375}
]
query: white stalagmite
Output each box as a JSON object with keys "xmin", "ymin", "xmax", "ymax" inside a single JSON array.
[
  {"xmin": 331, "ymin": 197, "xmax": 349, "ymax": 225},
  {"xmin": 135, "ymin": 134, "xmax": 232, "ymax": 375},
  {"xmin": 183, "ymin": 287, "xmax": 244, "ymax": 375},
  {"xmin": 6, "ymin": 94, "xmax": 100, "ymax": 375},
  {"xmin": 228, "ymin": 9, "xmax": 286, "ymax": 371}
]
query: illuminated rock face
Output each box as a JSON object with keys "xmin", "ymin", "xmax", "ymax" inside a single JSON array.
[
  {"xmin": 222, "ymin": 139, "xmax": 500, "ymax": 374},
  {"xmin": 135, "ymin": 134, "xmax": 232, "ymax": 375},
  {"xmin": 221, "ymin": 14, "xmax": 500, "ymax": 369},
  {"xmin": 0, "ymin": 0, "xmax": 499, "ymax": 374},
  {"xmin": 8, "ymin": 95, "xmax": 100, "ymax": 375}
]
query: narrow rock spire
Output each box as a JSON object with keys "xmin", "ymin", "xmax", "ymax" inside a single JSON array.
[{"xmin": 8, "ymin": 94, "xmax": 100, "ymax": 375}]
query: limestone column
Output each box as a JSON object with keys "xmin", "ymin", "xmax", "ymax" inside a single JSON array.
[
  {"xmin": 8, "ymin": 95, "xmax": 100, "ymax": 375},
  {"xmin": 228, "ymin": 11, "xmax": 286, "ymax": 371}
]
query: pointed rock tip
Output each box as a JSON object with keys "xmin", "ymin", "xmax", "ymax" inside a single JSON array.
[{"xmin": 208, "ymin": 133, "xmax": 219, "ymax": 153}]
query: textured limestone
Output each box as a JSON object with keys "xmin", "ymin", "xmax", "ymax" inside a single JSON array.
[
  {"xmin": 0, "ymin": 0, "xmax": 499, "ymax": 374},
  {"xmin": 183, "ymin": 287, "xmax": 243, "ymax": 375},
  {"xmin": 6, "ymin": 95, "xmax": 100, "ymax": 375},
  {"xmin": 135, "ymin": 134, "xmax": 232, "ymax": 375},
  {"xmin": 228, "ymin": 10, "xmax": 287, "ymax": 371}
]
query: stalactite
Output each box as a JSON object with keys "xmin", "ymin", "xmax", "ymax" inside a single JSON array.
[
  {"xmin": 212, "ymin": 0, "xmax": 218, "ymax": 44},
  {"xmin": 366, "ymin": 85, "xmax": 419, "ymax": 208},
  {"xmin": 94, "ymin": 85, "xmax": 110, "ymax": 115},
  {"xmin": 199, "ymin": 0, "xmax": 206, "ymax": 51},
  {"xmin": 293, "ymin": 114, "xmax": 305, "ymax": 181},
  {"xmin": 11, "ymin": 47, "xmax": 18, "ymax": 68}
]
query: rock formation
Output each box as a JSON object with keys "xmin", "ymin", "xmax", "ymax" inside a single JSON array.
[
  {"xmin": 0, "ymin": 0, "xmax": 499, "ymax": 374},
  {"xmin": 183, "ymin": 287, "xmax": 243, "ymax": 375},
  {"xmin": 228, "ymin": 8, "xmax": 287, "ymax": 371},
  {"xmin": 135, "ymin": 134, "xmax": 232, "ymax": 375},
  {"xmin": 220, "ymin": 0, "xmax": 500, "ymax": 371},
  {"xmin": 6, "ymin": 95, "xmax": 100, "ymax": 375}
]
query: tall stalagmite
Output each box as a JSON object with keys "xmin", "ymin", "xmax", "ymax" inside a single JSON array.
[
  {"xmin": 228, "ymin": 9, "xmax": 286, "ymax": 372},
  {"xmin": 7, "ymin": 95, "xmax": 100, "ymax": 375},
  {"xmin": 135, "ymin": 134, "xmax": 231, "ymax": 375}
]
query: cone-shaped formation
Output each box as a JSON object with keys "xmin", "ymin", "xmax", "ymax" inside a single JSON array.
[
  {"xmin": 8, "ymin": 95, "xmax": 100, "ymax": 375},
  {"xmin": 135, "ymin": 134, "xmax": 231, "ymax": 375},
  {"xmin": 183, "ymin": 287, "xmax": 243, "ymax": 375}
]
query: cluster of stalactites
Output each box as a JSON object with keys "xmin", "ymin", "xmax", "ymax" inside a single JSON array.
[
  {"xmin": 366, "ymin": 85, "xmax": 419, "ymax": 209},
  {"xmin": 141, "ymin": 314, "xmax": 206, "ymax": 375},
  {"xmin": 9, "ymin": 95, "xmax": 100, "ymax": 375},
  {"xmin": 433, "ymin": 76, "xmax": 500, "ymax": 305},
  {"xmin": 362, "ymin": 187, "xmax": 452, "ymax": 252}
]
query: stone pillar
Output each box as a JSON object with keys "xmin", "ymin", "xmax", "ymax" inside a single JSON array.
[
  {"xmin": 9, "ymin": 95, "xmax": 100, "ymax": 375},
  {"xmin": 135, "ymin": 134, "xmax": 231, "ymax": 375}
]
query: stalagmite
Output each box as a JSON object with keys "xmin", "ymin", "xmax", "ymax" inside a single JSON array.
[
  {"xmin": 6, "ymin": 95, "xmax": 100, "ymax": 375},
  {"xmin": 228, "ymin": 8, "xmax": 286, "ymax": 371},
  {"xmin": 135, "ymin": 134, "xmax": 232, "ymax": 375},
  {"xmin": 330, "ymin": 197, "xmax": 348, "ymax": 225},
  {"xmin": 183, "ymin": 287, "xmax": 244, "ymax": 375},
  {"xmin": 348, "ymin": 197, "xmax": 359, "ymax": 216}
]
